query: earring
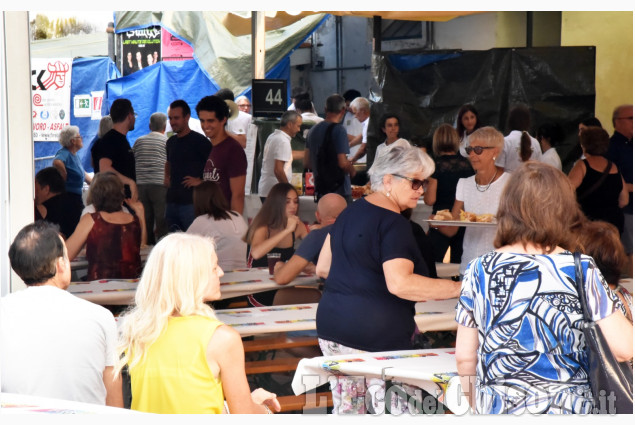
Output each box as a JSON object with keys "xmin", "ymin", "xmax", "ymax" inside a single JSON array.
[
  {"xmin": 493, "ymin": 157, "xmax": 496, "ymax": 161},
  {"xmin": 385, "ymin": 191, "xmax": 391, "ymax": 198}
]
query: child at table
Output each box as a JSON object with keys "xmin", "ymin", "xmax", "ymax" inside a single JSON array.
[{"xmin": 113, "ymin": 233, "xmax": 280, "ymax": 414}]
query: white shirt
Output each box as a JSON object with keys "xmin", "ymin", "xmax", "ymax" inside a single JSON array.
[
  {"xmin": 456, "ymin": 172, "xmax": 511, "ymax": 274},
  {"xmin": 187, "ymin": 212, "xmax": 248, "ymax": 270},
  {"xmin": 540, "ymin": 147, "xmax": 562, "ymax": 170},
  {"xmin": 0, "ymin": 285, "xmax": 117, "ymax": 405},
  {"xmin": 374, "ymin": 140, "xmax": 393, "ymax": 163},
  {"xmin": 343, "ymin": 110, "xmax": 362, "ymax": 137},
  {"xmin": 301, "ymin": 112, "xmax": 324, "ymax": 124},
  {"xmin": 258, "ymin": 129, "xmax": 293, "ymax": 197},
  {"xmin": 227, "ymin": 110, "xmax": 252, "ymax": 137},
  {"xmin": 496, "ymin": 130, "xmax": 542, "ymax": 173},
  {"xmin": 349, "ymin": 116, "xmax": 368, "ymax": 163}
]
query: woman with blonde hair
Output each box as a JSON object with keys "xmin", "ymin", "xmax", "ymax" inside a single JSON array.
[
  {"xmin": 114, "ymin": 233, "xmax": 280, "ymax": 414},
  {"xmin": 424, "ymin": 123, "xmax": 474, "ymax": 263},
  {"xmin": 436, "ymin": 127, "xmax": 510, "ymax": 275},
  {"xmin": 455, "ymin": 162, "xmax": 632, "ymax": 414}
]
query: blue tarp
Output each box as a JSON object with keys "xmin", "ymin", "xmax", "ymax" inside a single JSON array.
[{"xmin": 35, "ymin": 54, "xmax": 291, "ymax": 173}]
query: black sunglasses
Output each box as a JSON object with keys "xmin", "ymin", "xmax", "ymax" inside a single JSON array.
[
  {"xmin": 392, "ymin": 174, "xmax": 426, "ymax": 190},
  {"xmin": 465, "ymin": 146, "xmax": 495, "ymax": 155}
]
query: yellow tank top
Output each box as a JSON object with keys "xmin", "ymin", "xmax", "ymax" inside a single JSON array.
[{"xmin": 130, "ymin": 315, "xmax": 225, "ymax": 413}]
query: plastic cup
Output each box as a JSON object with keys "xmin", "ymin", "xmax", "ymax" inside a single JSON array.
[{"xmin": 267, "ymin": 253, "xmax": 282, "ymax": 275}]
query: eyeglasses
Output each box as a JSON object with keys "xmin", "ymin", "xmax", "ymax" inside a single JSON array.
[
  {"xmin": 615, "ymin": 116, "xmax": 633, "ymax": 121},
  {"xmin": 238, "ymin": 104, "xmax": 251, "ymax": 108},
  {"xmin": 465, "ymin": 146, "xmax": 495, "ymax": 155},
  {"xmin": 392, "ymin": 174, "xmax": 426, "ymax": 191}
]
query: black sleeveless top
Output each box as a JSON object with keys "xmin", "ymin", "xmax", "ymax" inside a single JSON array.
[
  {"xmin": 248, "ymin": 230, "xmax": 296, "ymax": 306},
  {"xmin": 576, "ymin": 159, "xmax": 624, "ymax": 233},
  {"xmin": 249, "ymin": 230, "xmax": 296, "ymax": 267}
]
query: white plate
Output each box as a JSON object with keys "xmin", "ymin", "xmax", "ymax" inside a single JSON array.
[{"xmin": 425, "ymin": 219, "xmax": 497, "ymax": 228}]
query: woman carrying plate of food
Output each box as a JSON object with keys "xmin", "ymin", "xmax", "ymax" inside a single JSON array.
[{"xmin": 434, "ymin": 127, "xmax": 510, "ymax": 276}]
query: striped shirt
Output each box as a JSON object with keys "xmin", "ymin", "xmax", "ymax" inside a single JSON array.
[{"xmin": 133, "ymin": 131, "xmax": 168, "ymax": 185}]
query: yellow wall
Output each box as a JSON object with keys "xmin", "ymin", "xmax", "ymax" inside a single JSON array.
[
  {"xmin": 561, "ymin": 11, "xmax": 633, "ymax": 133},
  {"xmin": 495, "ymin": 12, "xmax": 527, "ymax": 48}
]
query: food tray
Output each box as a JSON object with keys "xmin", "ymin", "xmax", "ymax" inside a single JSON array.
[{"xmin": 425, "ymin": 219, "xmax": 497, "ymax": 228}]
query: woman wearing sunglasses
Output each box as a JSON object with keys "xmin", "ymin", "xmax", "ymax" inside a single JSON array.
[
  {"xmin": 314, "ymin": 140, "xmax": 461, "ymax": 414},
  {"xmin": 436, "ymin": 127, "xmax": 510, "ymax": 276}
]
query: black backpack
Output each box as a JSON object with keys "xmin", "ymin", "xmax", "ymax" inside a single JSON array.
[{"xmin": 315, "ymin": 123, "xmax": 345, "ymax": 200}]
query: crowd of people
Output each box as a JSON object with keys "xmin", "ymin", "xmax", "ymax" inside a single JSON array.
[{"xmin": 2, "ymin": 88, "xmax": 632, "ymax": 415}]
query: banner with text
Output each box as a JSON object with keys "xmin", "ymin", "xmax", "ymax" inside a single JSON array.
[
  {"xmin": 121, "ymin": 26, "xmax": 162, "ymax": 76},
  {"xmin": 31, "ymin": 58, "xmax": 73, "ymax": 142}
]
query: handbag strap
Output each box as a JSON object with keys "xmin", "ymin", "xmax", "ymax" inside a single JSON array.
[
  {"xmin": 578, "ymin": 160, "xmax": 612, "ymax": 201},
  {"xmin": 573, "ymin": 251, "xmax": 592, "ymax": 322}
]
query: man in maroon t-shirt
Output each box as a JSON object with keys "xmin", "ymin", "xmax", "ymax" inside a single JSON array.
[{"xmin": 196, "ymin": 95, "xmax": 247, "ymax": 214}]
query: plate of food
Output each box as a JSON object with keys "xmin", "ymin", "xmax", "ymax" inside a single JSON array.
[
  {"xmin": 351, "ymin": 184, "xmax": 372, "ymax": 200},
  {"xmin": 425, "ymin": 209, "xmax": 497, "ymax": 227}
]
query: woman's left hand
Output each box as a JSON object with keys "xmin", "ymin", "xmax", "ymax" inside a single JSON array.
[{"xmin": 251, "ymin": 388, "xmax": 281, "ymax": 413}]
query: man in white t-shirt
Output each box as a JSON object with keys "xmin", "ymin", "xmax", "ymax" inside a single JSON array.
[
  {"xmin": 0, "ymin": 222, "xmax": 122, "ymax": 407},
  {"xmin": 258, "ymin": 111, "xmax": 303, "ymax": 199},
  {"xmin": 349, "ymin": 97, "xmax": 370, "ymax": 164},
  {"xmin": 342, "ymin": 90, "xmax": 363, "ymax": 160}
]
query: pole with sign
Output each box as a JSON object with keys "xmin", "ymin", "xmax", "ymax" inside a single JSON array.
[{"xmin": 251, "ymin": 79, "xmax": 287, "ymax": 119}]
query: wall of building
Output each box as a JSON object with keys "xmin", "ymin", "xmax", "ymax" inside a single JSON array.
[
  {"xmin": 561, "ymin": 11, "xmax": 633, "ymax": 133},
  {"xmin": 294, "ymin": 11, "xmax": 632, "ymax": 136}
]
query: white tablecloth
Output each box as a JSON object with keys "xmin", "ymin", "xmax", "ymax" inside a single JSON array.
[
  {"xmin": 216, "ymin": 303, "xmax": 318, "ymax": 336},
  {"xmin": 68, "ymin": 267, "xmax": 319, "ymax": 306},
  {"xmin": 214, "ymin": 298, "xmax": 457, "ymax": 336},
  {"xmin": 0, "ymin": 392, "xmax": 141, "ymax": 414},
  {"xmin": 291, "ymin": 348, "xmax": 469, "ymax": 414}
]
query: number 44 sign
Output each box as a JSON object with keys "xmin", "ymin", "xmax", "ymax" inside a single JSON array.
[{"xmin": 251, "ymin": 79, "xmax": 287, "ymax": 118}]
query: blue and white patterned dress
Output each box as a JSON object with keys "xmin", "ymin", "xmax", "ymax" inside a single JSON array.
[{"xmin": 455, "ymin": 251, "xmax": 622, "ymax": 414}]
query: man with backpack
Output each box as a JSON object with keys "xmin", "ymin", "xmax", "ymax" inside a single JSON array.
[{"xmin": 304, "ymin": 94, "xmax": 357, "ymax": 204}]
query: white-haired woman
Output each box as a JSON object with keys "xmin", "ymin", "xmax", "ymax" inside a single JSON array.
[
  {"xmin": 436, "ymin": 127, "xmax": 510, "ymax": 275},
  {"xmin": 315, "ymin": 140, "xmax": 461, "ymax": 414},
  {"xmin": 113, "ymin": 233, "xmax": 280, "ymax": 414},
  {"xmin": 53, "ymin": 125, "xmax": 92, "ymax": 206}
]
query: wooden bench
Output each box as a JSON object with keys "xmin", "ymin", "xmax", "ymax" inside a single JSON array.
[
  {"xmin": 245, "ymin": 357, "xmax": 302, "ymax": 375},
  {"xmin": 277, "ymin": 391, "xmax": 333, "ymax": 413},
  {"xmin": 243, "ymin": 335, "xmax": 318, "ymax": 353}
]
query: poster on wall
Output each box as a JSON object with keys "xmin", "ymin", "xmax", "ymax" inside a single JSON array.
[
  {"xmin": 161, "ymin": 28, "xmax": 193, "ymax": 61},
  {"xmin": 121, "ymin": 26, "xmax": 162, "ymax": 76},
  {"xmin": 31, "ymin": 58, "xmax": 73, "ymax": 142}
]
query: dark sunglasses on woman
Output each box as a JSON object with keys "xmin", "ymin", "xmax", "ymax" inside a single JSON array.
[
  {"xmin": 392, "ymin": 174, "xmax": 426, "ymax": 190},
  {"xmin": 465, "ymin": 146, "xmax": 494, "ymax": 155}
]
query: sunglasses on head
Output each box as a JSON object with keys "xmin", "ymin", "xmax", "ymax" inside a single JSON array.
[
  {"xmin": 465, "ymin": 146, "xmax": 494, "ymax": 155},
  {"xmin": 392, "ymin": 174, "xmax": 426, "ymax": 190}
]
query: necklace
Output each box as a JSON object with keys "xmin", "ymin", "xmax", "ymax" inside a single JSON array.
[{"xmin": 475, "ymin": 169, "xmax": 498, "ymax": 192}]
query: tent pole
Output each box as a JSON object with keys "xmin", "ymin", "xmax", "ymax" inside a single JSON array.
[{"xmin": 252, "ymin": 11, "xmax": 265, "ymax": 79}]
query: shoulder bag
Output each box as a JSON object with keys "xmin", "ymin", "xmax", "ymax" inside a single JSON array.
[{"xmin": 573, "ymin": 251, "xmax": 633, "ymax": 414}]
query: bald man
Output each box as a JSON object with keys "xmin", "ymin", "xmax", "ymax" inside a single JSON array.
[{"xmin": 273, "ymin": 193, "xmax": 347, "ymax": 284}]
